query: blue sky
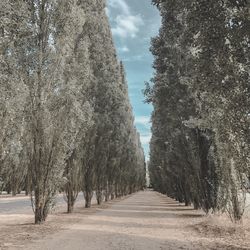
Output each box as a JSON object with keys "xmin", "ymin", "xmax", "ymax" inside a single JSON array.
[{"xmin": 107, "ymin": 0, "xmax": 161, "ymax": 160}]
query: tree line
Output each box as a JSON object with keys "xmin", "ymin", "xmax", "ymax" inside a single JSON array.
[
  {"xmin": 0, "ymin": 0, "xmax": 146, "ymax": 224},
  {"xmin": 146, "ymin": 0, "xmax": 249, "ymax": 222}
]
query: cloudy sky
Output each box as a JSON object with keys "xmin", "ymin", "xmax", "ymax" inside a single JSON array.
[{"xmin": 107, "ymin": 0, "xmax": 161, "ymax": 160}]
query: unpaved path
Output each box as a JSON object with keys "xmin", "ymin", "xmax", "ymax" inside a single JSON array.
[
  {"xmin": 4, "ymin": 190, "xmax": 250, "ymax": 250},
  {"xmin": 0, "ymin": 191, "xmax": 250, "ymax": 250}
]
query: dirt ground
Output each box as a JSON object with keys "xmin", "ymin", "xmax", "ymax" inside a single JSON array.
[{"xmin": 1, "ymin": 190, "xmax": 250, "ymax": 250}]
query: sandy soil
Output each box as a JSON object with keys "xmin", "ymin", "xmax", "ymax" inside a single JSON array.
[{"xmin": 1, "ymin": 191, "xmax": 250, "ymax": 250}]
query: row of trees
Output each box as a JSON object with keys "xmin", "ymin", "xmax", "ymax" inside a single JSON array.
[
  {"xmin": 146, "ymin": 0, "xmax": 249, "ymax": 222},
  {"xmin": 0, "ymin": 0, "xmax": 146, "ymax": 224}
]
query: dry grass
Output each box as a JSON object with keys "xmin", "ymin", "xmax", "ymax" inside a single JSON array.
[{"xmin": 191, "ymin": 214, "xmax": 250, "ymax": 249}]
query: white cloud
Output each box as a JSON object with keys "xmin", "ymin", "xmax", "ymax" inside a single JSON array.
[
  {"xmin": 119, "ymin": 46, "xmax": 130, "ymax": 53},
  {"xmin": 135, "ymin": 116, "xmax": 150, "ymax": 125},
  {"xmin": 140, "ymin": 133, "xmax": 152, "ymax": 145},
  {"xmin": 123, "ymin": 54, "xmax": 144, "ymax": 62},
  {"xmin": 108, "ymin": 0, "xmax": 130, "ymax": 15},
  {"xmin": 112, "ymin": 15, "xmax": 143, "ymax": 38},
  {"xmin": 108, "ymin": 0, "xmax": 144, "ymax": 38}
]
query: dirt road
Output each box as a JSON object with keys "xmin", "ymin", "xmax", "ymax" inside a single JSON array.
[
  {"xmin": 20, "ymin": 191, "xmax": 197, "ymax": 250},
  {"xmin": 4, "ymin": 190, "xmax": 244, "ymax": 250},
  {"xmin": 3, "ymin": 190, "xmax": 249, "ymax": 250}
]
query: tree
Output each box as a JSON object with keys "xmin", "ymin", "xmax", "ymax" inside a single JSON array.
[
  {"xmin": 0, "ymin": 0, "xmax": 146, "ymax": 223},
  {"xmin": 0, "ymin": 0, "xmax": 29, "ymax": 195},
  {"xmin": 147, "ymin": 0, "xmax": 249, "ymax": 221}
]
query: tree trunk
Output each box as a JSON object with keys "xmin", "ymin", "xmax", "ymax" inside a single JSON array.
[
  {"xmin": 115, "ymin": 183, "xmax": 119, "ymax": 198},
  {"xmin": 231, "ymin": 186, "xmax": 242, "ymax": 222},
  {"xmin": 96, "ymin": 189, "xmax": 102, "ymax": 205},
  {"xmin": 34, "ymin": 195, "xmax": 48, "ymax": 224},
  {"xmin": 67, "ymin": 201, "xmax": 74, "ymax": 213},
  {"xmin": 6, "ymin": 185, "xmax": 11, "ymax": 194},
  {"xmin": 104, "ymin": 186, "xmax": 109, "ymax": 201},
  {"xmin": 35, "ymin": 207, "xmax": 46, "ymax": 224},
  {"xmin": 184, "ymin": 191, "xmax": 191, "ymax": 206},
  {"xmin": 67, "ymin": 189, "xmax": 74, "ymax": 213},
  {"xmin": 129, "ymin": 186, "xmax": 133, "ymax": 195},
  {"xmin": 104, "ymin": 181, "xmax": 109, "ymax": 202},
  {"xmin": 105, "ymin": 193, "xmax": 109, "ymax": 202},
  {"xmin": 193, "ymin": 197, "xmax": 199, "ymax": 210},
  {"xmin": 109, "ymin": 184, "xmax": 115, "ymax": 200},
  {"xmin": 84, "ymin": 190, "xmax": 93, "ymax": 208}
]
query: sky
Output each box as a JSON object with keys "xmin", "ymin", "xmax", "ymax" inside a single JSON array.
[{"xmin": 106, "ymin": 0, "xmax": 161, "ymax": 161}]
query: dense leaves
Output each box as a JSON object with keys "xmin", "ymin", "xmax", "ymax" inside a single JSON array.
[
  {"xmin": 0, "ymin": 0, "xmax": 145, "ymax": 223},
  {"xmin": 147, "ymin": 0, "xmax": 249, "ymax": 221}
]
